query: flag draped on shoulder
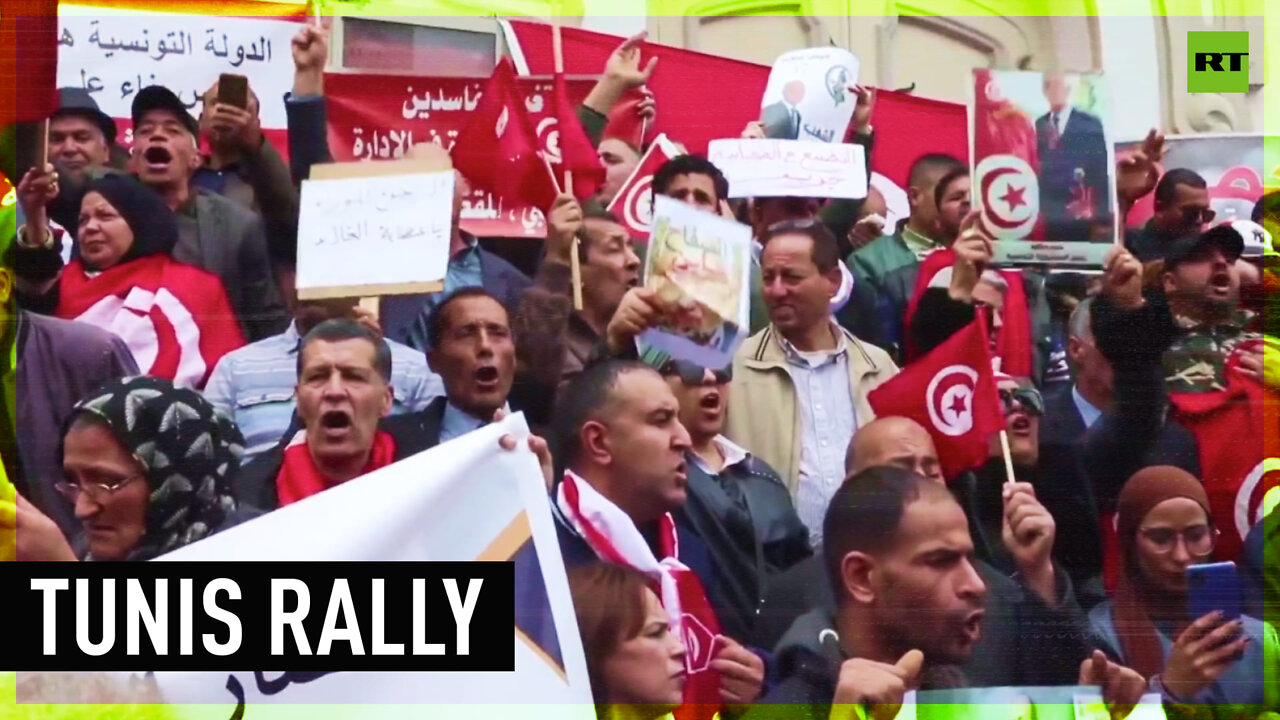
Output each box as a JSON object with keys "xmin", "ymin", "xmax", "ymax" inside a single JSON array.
[
  {"xmin": 868, "ymin": 314, "xmax": 1004, "ymax": 480},
  {"xmin": 452, "ymin": 57, "xmax": 558, "ymax": 212}
]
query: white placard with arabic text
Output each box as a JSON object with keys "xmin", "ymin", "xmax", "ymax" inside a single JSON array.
[
  {"xmin": 57, "ymin": 7, "xmax": 301, "ymax": 131},
  {"xmin": 708, "ymin": 138, "xmax": 868, "ymax": 199},
  {"xmin": 296, "ymin": 171, "xmax": 454, "ymax": 297}
]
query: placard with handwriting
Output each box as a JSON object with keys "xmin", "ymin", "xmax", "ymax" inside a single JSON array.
[{"xmin": 708, "ymin": 138, "xmax": 867, "ymax": 200}]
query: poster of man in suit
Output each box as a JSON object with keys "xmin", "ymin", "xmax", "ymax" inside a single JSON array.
[
  {"xmin": 759, "ymin": 47, "xmax": 859, "ymax": 144},
  {"xmin": 972, "ymin": 69, "xmax": 1116, "ymax": 268}
]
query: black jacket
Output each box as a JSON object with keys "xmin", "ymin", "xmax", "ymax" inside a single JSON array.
[{"xmin": 232, "ymin": 401, "xmax": 444, "ymax": 513}]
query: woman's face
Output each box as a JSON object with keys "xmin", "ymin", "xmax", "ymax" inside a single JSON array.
[
  {"xmin": 601, "ymin": 588, "xmax": 687, "ymax": 710},
  {"xmin": 77, "ymin": 191, "xmax": 135, "ymax": 270},
  {"xmin": 1135, "ymin": 497, "xmax": 1214, "ymax": 595},
  {"xmin": 62, "ymin": 421, "xmax": 149, "ymax": 561}
]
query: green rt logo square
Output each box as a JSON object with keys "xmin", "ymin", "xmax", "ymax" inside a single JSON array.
[{"xmin": 1188, "ymin": 31, "xmax": 1249, "ymax": 92}]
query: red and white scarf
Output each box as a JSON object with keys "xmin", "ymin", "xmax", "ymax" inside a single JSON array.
[
  {"xmin": 557, "ymin": 471, "xmax": 723, "ymax": 720},
  {"xmin": 275, "ymin": 429, "xmax": 398, "ymax": 507}
]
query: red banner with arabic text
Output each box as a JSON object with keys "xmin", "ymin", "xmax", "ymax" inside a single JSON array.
[{"xmin": 323, "ymin": 71, "xmax": 594, "ymax": 238}]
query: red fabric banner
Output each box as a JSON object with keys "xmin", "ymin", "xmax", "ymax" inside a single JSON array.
[
  {"xmin": 0, "ymin": 0, "xmax": 60, "ymax": 126},
  {"xmin": 868, "ymin": 90, "xmax": 970, "ymax": 189},
  {"xmin": 323, "ymin": 70, "xmax": 594, "ymax": 238}
]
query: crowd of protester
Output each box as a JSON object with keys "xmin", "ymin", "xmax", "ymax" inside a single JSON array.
[{"xmin": 3, "ymin": 20, "xmax": 1278, "ymax": 720}]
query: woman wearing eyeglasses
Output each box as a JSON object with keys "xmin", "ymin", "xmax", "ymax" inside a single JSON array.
[
  {"xmin": 16, "ymin": 375, "xmax": 254, "ymax": 562},
  {"xmin": 1088, "ymin": 466, "xmax": 1279, "ymax": 714}
]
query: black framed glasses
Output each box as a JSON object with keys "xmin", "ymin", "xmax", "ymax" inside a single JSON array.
[
  {"xmin": 659, "ymin": 359, "xmax": 731, "ymax": 386},
  {"xmin": 998, "ymin": 387, "xmax": 1044, "ymax": 417},
  {"xmin": 1138, "ymin": 524, "xmax": 1218, "ymax": 556},
  {"xmin": 55, "ymin": 475, "xmax": 144, "ymax": 504}
]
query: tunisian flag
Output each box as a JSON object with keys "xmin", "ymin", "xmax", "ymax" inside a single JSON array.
[
  {"xmin": 55, "ymin": 255, "xmax": 246, "ymax": 390},
  {"xmin": 0, "ymin": 0, "xmax": 59, "ymax": 126},
  {"xmin": 903, "ymin": 248, "xmax": 1034, "ymax": 378},
  {"xmin": 451, "ymin": 57, "xmax": 558, "ymax": 212},
  {"xmin": 868, "ymin": 315, "xmax": 1004, "ymax": 480},
  {"xmin": 1168, "ymin": 345, "xmax": 1280, "ymax": 562},
  {"xmin": 550, "ymin": 70, "xmax": 605, "ymax": 200},
  {"xmin": 606, "ymin": 133, "xmax": 683, "ymax": 241}
]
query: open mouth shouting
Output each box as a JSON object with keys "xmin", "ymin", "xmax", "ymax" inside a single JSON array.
[
  {"xmin": 319, "ymin": 409, "xmax": 354, "ymax": 441},
  {"xmin": 141, "ymin": 145, "xmax": 174, "ymax": 174},
  {"xmin": 1007, "ymin": 413, "xmax": 1033, "ymax": 438}
]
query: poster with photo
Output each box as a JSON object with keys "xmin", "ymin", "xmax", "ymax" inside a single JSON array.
[
  {"xmin": 972, "ymin": 69, "xmax": 1118, "ymax": 267},
  {"xmin": 760, "ymin": 47, "xmax": 860, "ymax": 144},
  {"xmin": 640, "ymin": 196, "xmax": 752, "ymax": 370}
]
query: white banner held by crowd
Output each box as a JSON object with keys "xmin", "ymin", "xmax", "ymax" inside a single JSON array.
[
  {"xmin": 146, "ymin": 414, "xmax": 594, "ymax": 719},
  {"xmin": 708, "ymin": 138, "xmax": 868, "ymax": 200},
  {"xmin": 57, "ymin": 6, "xmax": 302, "ymax": 141}
]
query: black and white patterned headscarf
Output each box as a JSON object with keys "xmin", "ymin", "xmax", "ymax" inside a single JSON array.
[{"xmin": 64, "ymin": 376, "xmax": 245, "ymax": 561}]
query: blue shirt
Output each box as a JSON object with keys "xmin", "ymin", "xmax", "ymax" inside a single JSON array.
[
  {"xmin": 204, "ymin": 322, "xmax": 444, "ymax": 458},
  {"xmin": 1071, "ymin": 384, "xmax": 1103, "ymax": 430},
  {"xmin": 439, "ymin": 400, "xmax": 490, "ymax": 445},
  {"xmin": 779, "ymin": 324, "xmax": 856, "ymax": 548},
  {"xmin": 404, "ymin": 241, "xmax": 484, "ymax": 351}
]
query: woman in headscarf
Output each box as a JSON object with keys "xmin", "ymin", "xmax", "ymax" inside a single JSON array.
[
  {"xmin": 1088, "ymin": 466, "xmax": 1279, "ymax": 713},
  {"xmin": 568, "ymin": 562, "xmax": 687, "ymax": 720},
  {"xmin": 14, "ymin": 165, "xmax": 244, "ymax": 389},
  {"xmin": 15, "ymin": 376, "xmax": 254, "ymax": 562}
]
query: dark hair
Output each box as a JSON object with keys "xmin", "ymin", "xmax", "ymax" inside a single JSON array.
[
  {"xmin": 551, "ymin": 359, "xmax": 654, "ymax": 471},
  {"xmin": 823, "ymin": 466, "xmax": 947, "ymax": 601},
  {"xmin": 1255, "ymin": 191, "xmax": 1278, "ymax": 224},
  {"xmin": 908, "ymin": 153, "xmax": 965, "ymax": 189},
  {"xmin": 425, "ymin": 287, "xmax": 509, "ymax": 351},
  {"xmin": 567, "ymin": 562, "xmax": 655, "ymax": 706},
  {"xmin": 576, "ymin": 207, "xmax": 626, "ymax": 264},
  {"xmin": 1153, "ymin": 168, "xmax": 1207, "ymax": 208},
  {"xmin": 296, "ymin": 319, "xmax": 392, "ymax": 382},
  {"xmin": 758, "ymin": 218, "xmax": 841, "ymax": 273},
  {"xmin": 652, "ymin": 155, "xmax": 729, "ymax": 205},
  {"xmin": 934, "ymin": 167, "xmax": 971, "ymax": 210}
]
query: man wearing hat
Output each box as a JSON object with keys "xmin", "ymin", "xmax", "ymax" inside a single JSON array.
[
  {"xmin": 47, "ymin": 87, "xmax": 117, "ymax": 187},
  {"xmin": 130, "ymin": 85, "xmax": 287, "ymax": 342},
  {"xmin": 1158, "ymin": 223, "xmax": 1261, "ymax": 394}
]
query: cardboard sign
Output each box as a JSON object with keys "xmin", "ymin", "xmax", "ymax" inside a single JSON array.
[
  {"xmin": 297, "ymin": 159, "xmax": 454, "ymax": 300},
  {"xmin": 708, "ymin": 138, "xmax": 867, "ymax": 200},
  {"xmin": 639, "ymin": 196, "xmax": 752, "ymax": 369}
]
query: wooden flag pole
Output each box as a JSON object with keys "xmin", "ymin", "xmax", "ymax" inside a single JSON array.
[
  {"xmin": 998, "ymin": 430, "xmax": 1017, "ymax": 485},
  {"xmin": 552, "ymin": 20, "xmax": 564, "ymax": 74},
  {"xmin": 566, "ymin": 168, "xmax": 583, "ymax": 311},
  {"xmin": 39, "ymin": 119, "xmax": 50, "ymax": 170}
]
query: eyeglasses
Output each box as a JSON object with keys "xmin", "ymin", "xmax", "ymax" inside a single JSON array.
[
  {"xmin": 998, "ymin": 387, "xmax": 1044, "ymax": 417},
  {"xmin": 1138, "ymin": 524, "xmax": 1218, "ymax": 556},
  {"xmin": 55, "ymin": 475, "xmax": 144, "ymax": 504},
  {"xmin": 659, "ymin": 359, "xmax": 731, "ymax": 386},
  {"xmin": 765, "ymin": 217, "xmax": 822, "ymax": 234},
  {"xmin": 1180, "ymin": 207, "xmax": 1217, "ymax": 225}
]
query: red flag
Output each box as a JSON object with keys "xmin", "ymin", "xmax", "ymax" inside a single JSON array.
[
  {"xmin": 868, "ymin": 315, "xmax": 1004, "ymax": 480},
  {"xmin": 0, "ymin": 0, "xmax": 60, "ymax": 126},
  {"xmin": 864, "ymin": 90, "xmax": 969, "ymax": 189},
  {"xmin": 601, "ymin": 86, "xmax": 652, "ymax": 150},
  {"xmin": 451, "ymin": 57, "xmax": 557, "ymax": 212},
  {"xmin": 551, "ymin": 70, "xmax": 604, "ymax": 200},
  {"xmin": 902, "ymin": 248, "xmax": 1034, "ymax": 378},
  {"xmin": 606, "ymin": 133, "xmax": 682, "ymax": 241}
]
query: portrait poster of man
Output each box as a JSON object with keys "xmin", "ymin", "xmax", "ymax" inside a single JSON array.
[
  {"xmin": 972, "ymin": 69, "xmax": 1117, "ymax": 267},
  {"xmin": 759, "ymin": 47, "xmax": 860, "ymax": 144}
]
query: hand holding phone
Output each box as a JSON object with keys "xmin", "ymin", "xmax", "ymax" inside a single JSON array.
[
  {"xmin": 1187, "ymin": 561, "xmax": 1241, "ymax": 624},
  {"xmin": 217, "ymin": 74, "xmax": 250, "ymax": 110}
]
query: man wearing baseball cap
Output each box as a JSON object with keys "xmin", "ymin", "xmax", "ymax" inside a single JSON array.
[
  {"xmin": 130, "ymin": 85, "xmax": 286, "ymax": 341},
  {"xmin": 47, "ymin": 88, "xmax": 117, "ymax": 186},
  {"xmin": 1158, "ymin": 223, "xmax": 1261, "ymax": 394}
]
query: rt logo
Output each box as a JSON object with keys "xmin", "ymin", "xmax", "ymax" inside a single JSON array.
[{"xmin": 1187, "ymin": 31, "xmax": 1249, "ymax": 93}]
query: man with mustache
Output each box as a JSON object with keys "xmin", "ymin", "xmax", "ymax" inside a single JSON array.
[
  {"xmin": 233, "ymin": 319, "xmax": 434, "ymax": 510},
  {"xmin": 754, "ymin": 464, "xmax": 1143, "ymax": 718},
  {"xmin": 129, "ymin": 86, "xmax": 287, "ymax": 341}
]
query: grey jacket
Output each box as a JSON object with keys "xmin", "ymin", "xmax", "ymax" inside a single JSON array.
[{"xmin": 173, "ymin": 189, "xmax": 289, "ymax": 341}]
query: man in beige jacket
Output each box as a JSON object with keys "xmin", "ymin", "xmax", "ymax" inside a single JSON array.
[{"xmin": 724, "ymin": 219, "xmax": 898, "ymax": 547}]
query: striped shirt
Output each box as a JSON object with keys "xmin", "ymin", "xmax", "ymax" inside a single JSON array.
[{"xmin": 204, "ymin": 322, "xmax": 444, "ymax": 459}]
